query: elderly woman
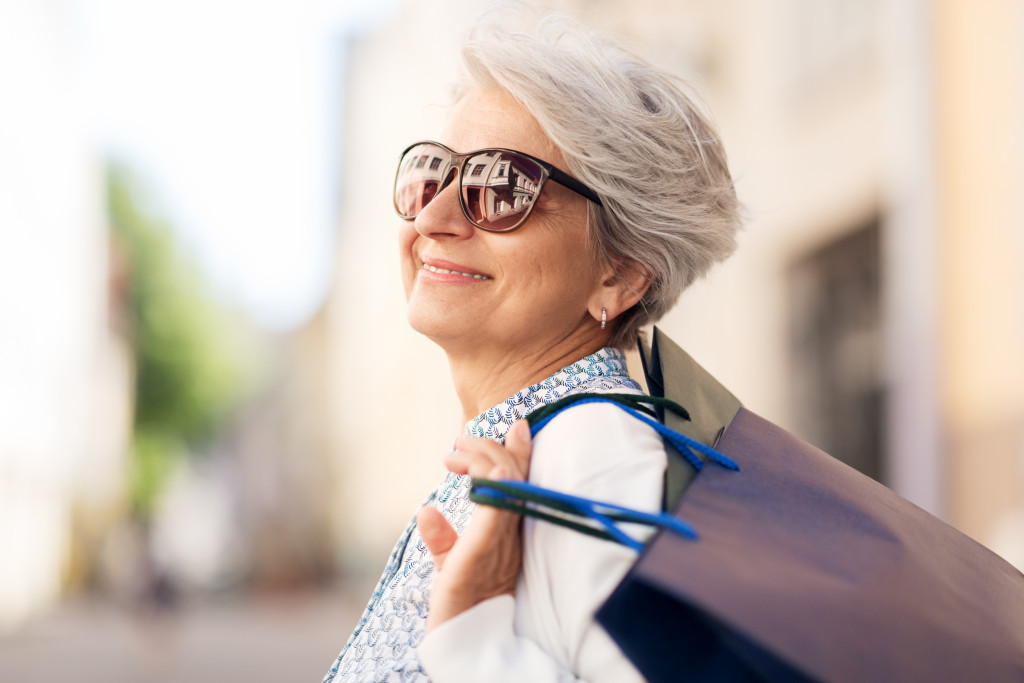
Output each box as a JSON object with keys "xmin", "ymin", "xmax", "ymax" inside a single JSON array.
[{"xmin": 323, "ymin": 12, "xmax": 740, "ymax": 683}]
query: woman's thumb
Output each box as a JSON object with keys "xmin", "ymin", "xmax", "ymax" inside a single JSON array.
[{"xmin": 418, "ymin": 506, "xmax": 458, "ymax": 570}]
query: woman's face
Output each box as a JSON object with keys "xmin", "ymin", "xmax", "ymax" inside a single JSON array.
[{"xmin": 400, "ymin": 89, "xmax": 608, "ymax": 357}]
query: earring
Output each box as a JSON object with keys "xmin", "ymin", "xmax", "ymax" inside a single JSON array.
[{"xmin": 600, "ymin": 307, "xmax": 607, "ymax": 330}]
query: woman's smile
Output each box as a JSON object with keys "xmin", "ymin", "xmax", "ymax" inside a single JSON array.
[{"xmin": 419, "ymin": 259, "xmax": 493, "ymax": 281}]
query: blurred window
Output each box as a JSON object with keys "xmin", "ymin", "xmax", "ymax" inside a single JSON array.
[{"xmin": 788, "ymin": 218, "xmax": 886, "ymax": 482}]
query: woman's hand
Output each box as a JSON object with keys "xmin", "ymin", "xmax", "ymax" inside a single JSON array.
[{"xmin": 418, "ymin": 419, "xmax": 533, "ymax": 632}]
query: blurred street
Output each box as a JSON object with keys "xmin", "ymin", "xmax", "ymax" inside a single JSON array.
[{"xmin": 0, "ymin": 580, "xmax": 373, "ymax": 683}]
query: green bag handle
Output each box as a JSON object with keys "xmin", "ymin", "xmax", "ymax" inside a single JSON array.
[{"xmin": 639, "ymin": 328, "xmax": 743, "ymax": 508}]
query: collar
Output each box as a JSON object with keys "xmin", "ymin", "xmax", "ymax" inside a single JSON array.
[{"xmin": 465, "ymin": 347, "xmax": 637, "ymax": 442}]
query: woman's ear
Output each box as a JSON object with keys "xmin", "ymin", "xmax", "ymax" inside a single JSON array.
[{"xmin": 588, "ymin": 261, "xmax": 653, "ymax": 326}]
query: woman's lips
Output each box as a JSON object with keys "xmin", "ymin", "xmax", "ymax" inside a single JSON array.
[{"xmin": 420, "ymin": 260, "xmax": 492, "ymax": 280}]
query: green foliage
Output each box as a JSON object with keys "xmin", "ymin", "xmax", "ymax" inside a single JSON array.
[
  {"xmin": 108, "ymin": 164, "xmax": 253, "ymax": 517},
  {"xmin": 128, "ymin": 430, "xmax": 184, "ymax": 518}
]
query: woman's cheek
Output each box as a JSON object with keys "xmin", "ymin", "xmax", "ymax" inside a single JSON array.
[{"xmin": 398, "ymin": 224, "xmax": 419, "ymax": 298}]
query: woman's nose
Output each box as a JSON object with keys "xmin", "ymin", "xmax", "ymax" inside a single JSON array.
[{"xmin": 414, "ymin": 168, "xmax": 475, "ymax": 240}]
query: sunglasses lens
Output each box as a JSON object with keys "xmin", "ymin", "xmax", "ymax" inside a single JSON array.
[
  {"xmin": 394, "ymin": 143, "xmax": 547, "ymax": 231},
  {"xmin": 395, "ymin": 143, "xmax": 451, "ymax": 219},
  {"xmin": 461, "ymin": 151, "xmax": 545, "ymax": 231}
]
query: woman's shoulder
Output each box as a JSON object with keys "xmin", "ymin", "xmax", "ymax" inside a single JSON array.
[
  {"xmin": 528, "ymin": 393, "xmax": 666, "ymax": 498},
  {"xmin": 545, "ymin": 382, "xmax": 650, "ymax": 438},
  {"xmin": 532, "ymin": 393, "xmax": 659, "ymax": 452}
]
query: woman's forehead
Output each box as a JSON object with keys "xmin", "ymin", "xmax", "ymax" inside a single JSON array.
[{"xmin": 442, "ymin": 89, "xmax": 565, "ymax": 167}]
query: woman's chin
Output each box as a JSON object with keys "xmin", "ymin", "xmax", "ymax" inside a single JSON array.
[{"xmin": 407, "ymin": 304, "xmax": 466, "ymax": 345}]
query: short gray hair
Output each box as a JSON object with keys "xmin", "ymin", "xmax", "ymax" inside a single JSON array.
[{"xmin": 459, "ymin": 11, "xmax": 741, "ymax": 348}]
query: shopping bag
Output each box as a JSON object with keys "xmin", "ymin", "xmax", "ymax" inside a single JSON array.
[{"xmin": 595, "ymin": 329, "xmax": 1024, "ymax": 682}]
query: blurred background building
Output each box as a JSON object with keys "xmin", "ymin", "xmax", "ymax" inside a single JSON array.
[
  {"xmin": 1, "ymin": 0, "xmax": 1022, "ymax": 680},
  {"xmin": 0, "ymin": 0, "xmax": 130, "ymax": 629}
]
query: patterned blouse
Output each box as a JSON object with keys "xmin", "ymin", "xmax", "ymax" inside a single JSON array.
[{"xmin": 322, "ymin": 348, "xmax": 640, "ymax": 683}]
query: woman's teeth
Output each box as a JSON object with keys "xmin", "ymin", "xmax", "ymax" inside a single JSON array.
[{"xmin": 423, "ymin": 264, "xmax": 492, "ymax": 280}]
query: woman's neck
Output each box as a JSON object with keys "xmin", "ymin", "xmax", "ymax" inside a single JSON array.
[{"xmin": 444, "ymin": 331, "xmax": 611, "ymax": 424}]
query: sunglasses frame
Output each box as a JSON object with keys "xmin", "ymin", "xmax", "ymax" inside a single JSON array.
[{"xmin": 393, "ymin": 140, "xmax": 603, "ymax": 233}]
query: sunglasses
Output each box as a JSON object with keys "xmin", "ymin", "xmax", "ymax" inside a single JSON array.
[{"xmin": 393, "ymin": 140, "xmax": 602, "ymax": 233}]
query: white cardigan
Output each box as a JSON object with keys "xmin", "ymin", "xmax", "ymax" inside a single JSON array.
[{"xmin": 418, "ymin": 400, "xmax": 667, "ymax": 682}]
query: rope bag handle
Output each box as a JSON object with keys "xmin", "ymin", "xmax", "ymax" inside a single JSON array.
[{"xmin": 469, "ymin": 392, "xmax": 739, "ymax": 551}]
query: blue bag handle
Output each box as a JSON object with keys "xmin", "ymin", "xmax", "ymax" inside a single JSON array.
[{"xmin": 469, "ymin": 393, "xmax": 739, "ymax": 550}]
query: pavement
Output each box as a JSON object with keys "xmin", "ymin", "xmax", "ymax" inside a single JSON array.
[{"xmin": 0, "ymin": 580, "xmax": 374, "ymax": 683}]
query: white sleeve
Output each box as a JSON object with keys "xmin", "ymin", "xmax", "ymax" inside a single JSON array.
[{"xmin": 418, "ymin": 401, "xmax": 666, "ymax": 683}]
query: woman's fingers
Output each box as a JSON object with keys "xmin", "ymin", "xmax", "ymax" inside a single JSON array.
[
  {"xmin": 417, "ymin": 506, "xmax": 458, "ymax": 572},
  {"xmin": 444, "ymin": 420, "xmax": 533, "ymax": 480},
  {"xmin": 422, "ymin": 420, "xmax": 534, "ymax": 631},
  {"xmin": 503, "ymin": 420, "xmax": 532, "ymax": 478},
  {"xmin": 423, "ymin": 483, "xmax": 522, "ymax": 631},
  {"xmin": 442, "ymin": 447, "xmax": 493, "ymax": 478}
]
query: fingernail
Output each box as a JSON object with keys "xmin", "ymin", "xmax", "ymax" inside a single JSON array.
[{"xmin": 513, "ymin": 420, "xmax": 530, "ymax": 442}]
